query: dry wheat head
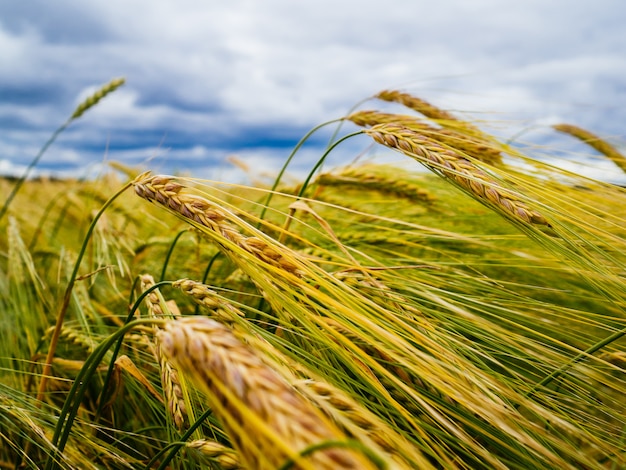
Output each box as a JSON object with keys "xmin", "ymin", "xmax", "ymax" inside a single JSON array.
[
  {"xmin": 157, "ymin": 316, "xmax": 380, "ymax": 469},
  {"xmin": 365, "ymin": 124, "xmax": 550, "ymax": 227},
  {"xmin": 553, "ymin": 123, "xmax": 626, "ymax": 174},
  {"xmin": 133, "ymin": 174, "xmax": 305, "ymax": 277},
  {"xmin": 348, "ymin": 109, "xmax": 502, "ymax": 164},
  {"xmin": 173, "ymin": 279, "xmax": 244, "ymax": 322},
  {"xmin": 140, "ymin": 274, "xmax": 188, "ymax": 429},
  {"xmin": 186, "ymin": 439, "xmax": 242, "ymax": 469}
]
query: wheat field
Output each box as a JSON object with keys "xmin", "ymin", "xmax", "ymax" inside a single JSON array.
[{"xmin": 1, "ymin": 79, "xmax": 625, "ymax": 469}]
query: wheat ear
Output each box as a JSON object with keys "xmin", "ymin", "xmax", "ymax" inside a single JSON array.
[
  {"xmin": 186, "ymin": 439, "xmax": 242, "ymax": 469},
  {"xmin": 43, "ymin": 326, "xmax": 97, "ymax": 354},
  {"xmin": 157, "ymin": 317, "xmax": 380, "ymax": 470},
  {"xmin": 139, "ymin": 274, "xmax": 188, "ymax": 430},
  {"xmin": 296, "ymin": 379, "xmax": 432, "ymax": 469},
  {"xmin": 553, "ymin": 123, "xmax": 626, "ymax": 174},
  {"xmin": 348, "ymin": 110, "xmax": 502, "ymax": 164},
  {"xmin": 365, "ymin": 124, "xmax": 550, "ymax": 226},
  {"xmin": 316, "ymin": 166, "xmax": 434, "ymax": 203},
  {"xmin": 133, "ymin": 174, "xmax": 304, "ymax": 277},
  {"xmin": 173, "ymin": 279, "xmax": 244, "ymax": 322},
  {"xmin": 71, "ymin": 78, "xmax": 125, "ymax": 119},
  {"xmin": 376, "ymin": 89, "xmax": 487, "ymax": 134}
]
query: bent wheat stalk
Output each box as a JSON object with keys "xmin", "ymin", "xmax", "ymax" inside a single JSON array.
[
  {"xmin": 157, "ymin": 317, "xmax": 380, "ymax": 470},
  {"xmin": 348, "ymin": 110, "xmax": 502, "ymax": 164},
  {"xmin": 295, "ymin": 379, "xmax": 430, "ymax": 469},
  {"xmin": 132, "ymin": 174, "xmax": 304, "ymax": 278},
  {"xmin": 365, "ymin": 124, "xmax": 550, "ymax": 227},
  {"xmin": 0, "ymin": 77, "xmax": 125, "ymax": 222}
]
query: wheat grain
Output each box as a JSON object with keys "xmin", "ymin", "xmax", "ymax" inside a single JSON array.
[
  {"xmin": 132, "ymin": 174, "xmax": 304, "ymax": 277},
  {"xmin": 157, "ymin": 316, "xmax": 380, "ymax": 470},
  {"xmin": 553, "ymin": 123, "xmax": 626, "ymax": 174},
  {"xmin": 365, "ymin": 124, "xmax": 550, "ymax": 226},
  {"xmin": 139, "ymin": 275, "xmax": 167, "ymax": 317}
]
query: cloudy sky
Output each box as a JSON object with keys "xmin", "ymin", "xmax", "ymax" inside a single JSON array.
[{"xmin": 1, "ymin": 0, "xmax": 625, "ymax": 183}]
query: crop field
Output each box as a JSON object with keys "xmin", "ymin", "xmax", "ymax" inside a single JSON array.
[{"xmin": 1, "ymin": 79, "xmax": 625, "ymax": 469}]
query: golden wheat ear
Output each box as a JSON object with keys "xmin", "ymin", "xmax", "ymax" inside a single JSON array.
[
  {"xmin": 348, "ymin": 110, "xmax": 503, "ymax": 165},
  {"xmin": 316, "ymin": 164, "xmax": 435, "ymax": 203},
  {"xmin": 376, "ymin": 90, "xmax": 465, "ymax": 125},
  {"xmin": 157, "ymin": 316, "xmax": 382, "ymax": 470},
  {"xmin": 132, "ymin": 174, "xmax": 306, "ymax": 278},
  {"xmin": 365, "ymin": 123, "xmax": 550, "ymax": 227},
  {"xmin": 185, "ymin": 439, "xmax": 242, "ymax": 468},
  {"xmin": 139, "ymin": 274, "xmax": 188, "ymax": 430},
  {"xmin": 553, "ymin": 123, "xmax": 626, "ymax": 174},
  {"xmin": 172, "ymin": 278, "xmax": 245, "ymax": 322}
]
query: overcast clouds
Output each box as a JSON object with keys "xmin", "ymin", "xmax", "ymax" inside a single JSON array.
[{"xmin": 1, "ymin": 0, "xmax": 625, "ymax": 182}]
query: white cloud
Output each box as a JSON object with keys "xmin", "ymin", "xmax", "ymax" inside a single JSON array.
[{"xmin": 0, "ymin": 0, "xmax": 624, "ymax": 181}]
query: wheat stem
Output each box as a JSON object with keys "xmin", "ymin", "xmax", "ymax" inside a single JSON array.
[
  {"xmin": 36, "ymin": 179, "xmax": 133, "ymax": 405},
  {"xmin": 0, "ymin": 78, "xmax": 125, "ymax": 222}
]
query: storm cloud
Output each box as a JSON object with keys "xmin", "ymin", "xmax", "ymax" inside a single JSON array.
[{"xmin": 1, "ymin": 0, "xmax": 624, "ymax": 182}]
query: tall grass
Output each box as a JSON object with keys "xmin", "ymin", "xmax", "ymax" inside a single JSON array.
[{"xmin": 0, "ymin": 85, "xmax": 625, "ymax": 469}]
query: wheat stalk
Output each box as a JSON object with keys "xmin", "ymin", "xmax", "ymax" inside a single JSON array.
[
  {"xmin": 365, "ymin": 123, "xmax": 550, "ymax": 226},
  {"xmin": 157, "ymin": 316, "xmax": 380, "ymax": 470},
  {"xmin": 132, "ymin": 174, "xmax": 304, "ymax": 278},
  {"xmin": 348, "ymin": 110, "xmax": 502, "ymax": 164},
  {"xmin": 377, "ymin": 90, "xmax": 461, "ymax": 122},
  {"xmin": 0, "ymin": 78, "xmax": 126, "ymax": 223},
  {"xmin": 139, "ymin": 274, "xmax": 188, "ymax": 430},
  {"xmin": 553, "ymin": 123, "xmax": 626, "ymax": 174},
  {"xmin": 332, "ymin": 270, "xmax": 426, "ymax": 321},
  {"xmin": 321, "ymin": 314, "xmax": 457, "ymax": 411},
  {"xmin": 599, "ymin": 351, "xmax": 626, "ymax": 369}
]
